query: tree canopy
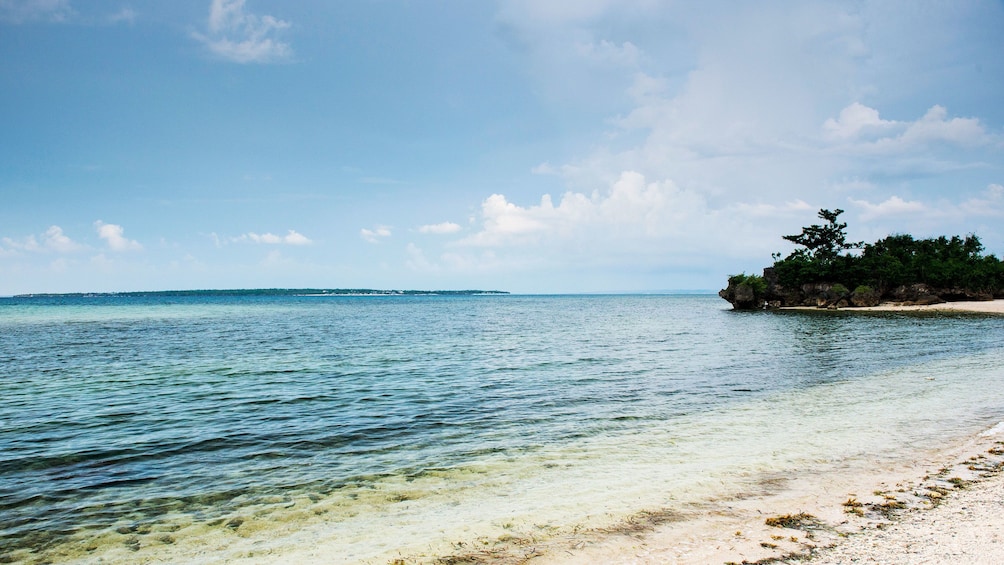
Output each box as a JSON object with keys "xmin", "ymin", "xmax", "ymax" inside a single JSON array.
[
  {"xmin": 780, "ymin": 208, "xmax": 862, "ymax": 263},
  {"xmin": 771, "ymin": 209, "xmax": 1004, "ymax": 295}
]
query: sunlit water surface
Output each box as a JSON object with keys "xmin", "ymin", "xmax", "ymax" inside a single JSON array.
[{"xmin": 1, "ymin": 295, "xmax": 1002, "ymax": 563}]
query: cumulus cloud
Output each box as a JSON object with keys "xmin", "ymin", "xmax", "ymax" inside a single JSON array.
[
  {"xmin": 1, "ymin": 225, "xmax": 85, "ymax": 254},
  {"xmin": 452, "ymin": 171, "xmax": 813, "ymax": 273},
  {"xmin": 94, "ymin": 221, "xmax": 142, "ymax": 252},
  {"xmin": 418, "ymin": 222, "xmax": 462, "ymax": 235},
  {"xmin": 460, "ymin": 171, "xmax": 713, "ymax": 248},
  {"xmin": 193, "ymin": 0, "xmax": 292, "ymax": 64},
  {"xmin": 823, "ymin": 102, "xmax": 898, "ymax": 140},
  {"xmin": 0, "ymin": 0, "xmax": 73, "ymax": 23},
  {"xmin": 823, "ymin": 103, "xmax": 993, "ymax": 153},
  {"xmin": 42, "ymin": 225, "xmax": 84, "ymax": 253},
  {"xmin": 360, "ymin": 226, "xmax": 392, "ymax": 243},
  {"xmin": 233, "ymin": 229, "xmax": 312, "ymax": 245},
  {"xmin": 0, "ymin": 234, "xmax": 40, "ymax": 253},
  {"xmin": 849, "ymin": 196, "xmax": 926, "ymax": 221}
]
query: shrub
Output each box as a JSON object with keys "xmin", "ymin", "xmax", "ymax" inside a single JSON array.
[{"xmin": 728, "ymin": 273, "xmax": 767, "ymax": 296}]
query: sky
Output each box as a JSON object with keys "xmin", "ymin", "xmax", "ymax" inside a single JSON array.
[{"xmin": 1, "ymin": 0, "xmax": 1003, "ymax": 295}]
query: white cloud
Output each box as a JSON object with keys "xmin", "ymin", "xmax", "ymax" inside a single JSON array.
[
  {"xmin": 823, "ymin": 102, "xmax": 897, "ymax": 140},
  {"xmin": 898, "ymin": 105, "xmax": 989, "ymax": 147},
  {"xmin": 460, "ymin": 171, "xmax": 715, "ymax": 248},
  {"xmin": 1, "ymin": 234, "xmax": 40, "ymax": 253},
  {"xmin": 42, "ymin": 225, "xmax": 84, "ymax": 253},
  {"xmin": 94, "ymin": 221, "xmax": 142, "ymax": 252},
  {"xmin": 849, "ymin": 196, "xmax": 926, "ymax": 221},
  {"xmin": 823, "ymin": 103, "xmax": 992, "ymax": 154},
  {"xmin": 281, "ymin": 230, "xmax": 312, "ymax": 245},
  {"xmin": 194, "ymin": 0, "xmax": 292, "ymax": 64},
  {"xmin": 360, "ymin": 226, "xmax": 392, "ymax": 244},
  {"xmin": 234, "ymin": 229, "xmax": 312, "ymax": 245},
  {"xmin": 418, "ymin": 222, "xmax": 462, "ymax": 235},
  {"xmin": 1, "ymin": 225, "xmax": 85, "ymax": 254},
  {"xmin": 452, "ymin": 171, "xmax": 812, "ymax": 274},
  {"xmin": 958, "ymin": 184, "xmax": 1004, "ymax": 218},
  {"xmin": 0, "ymin": 0, "xmax": 73, "ymax": 23}
]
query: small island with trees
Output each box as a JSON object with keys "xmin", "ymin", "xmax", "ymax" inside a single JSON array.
[{"xmin": 720, "ymin": 209, "xmax": 1004, "ymax": 310}]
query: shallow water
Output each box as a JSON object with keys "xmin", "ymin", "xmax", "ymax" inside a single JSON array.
[{"xmin": 1, "ymin": 294, "xmax": 1002, "ymax": 563}]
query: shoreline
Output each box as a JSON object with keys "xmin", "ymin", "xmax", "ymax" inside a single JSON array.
[
  {"xmin": 781, "ymin": 298, "xmax": 1004, "ymax": 315},
  {"xmin": 526, "ymin": 421, "xmax": 1004, "ymax": 565}
]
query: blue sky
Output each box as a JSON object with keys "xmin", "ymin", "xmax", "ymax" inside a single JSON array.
[{"xmin": 2, "ymin": 0, "xmax": 1003, "ymax": 295}]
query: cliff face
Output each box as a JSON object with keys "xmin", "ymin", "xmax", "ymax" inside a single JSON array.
[
  {"xmin": 720, "ymin": 267, "xmax": 1000, "ymax": 310},
  {"xmin": 717, "ymin": 280, "xmax": 762, "ymax": 310}
]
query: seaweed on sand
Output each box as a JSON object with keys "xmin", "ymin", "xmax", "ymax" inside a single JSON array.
[{"xmin": 764, "ymin": 513, "xmax": 821, "ymax": 530}]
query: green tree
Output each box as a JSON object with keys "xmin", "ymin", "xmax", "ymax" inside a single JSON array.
[
  {"xmin": 763, "ymin": 208, "xmax": 1004, "ymax": 302},
  {"xmin": 781, "ymin": 209, "xmax": 862, "ymax": 263}
]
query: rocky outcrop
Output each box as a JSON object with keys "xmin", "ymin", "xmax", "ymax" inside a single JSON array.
[
  {"xmin": 718, "ymin": 279, "xmax": 762, "ymax": 310},
  {"xmin": 724, "ymin": 269, "xmax": 996, "ymax": 310},
  {"xmin": 889, "ymin": 284, "xmax": 945, "ymax": 306},
  {"xmin": 850, "ymin": 286, "xmax": 881, "ymax": 307}
]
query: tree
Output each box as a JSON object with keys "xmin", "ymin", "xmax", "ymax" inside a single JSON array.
[{"xmin": 781, "ymin": 209, "xmax": 862, "ymax": 263}]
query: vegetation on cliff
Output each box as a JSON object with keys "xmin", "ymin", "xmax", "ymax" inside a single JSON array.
[{"xmin": 722, "ymin": 209, "xmax": 1004, "ymax": 309}]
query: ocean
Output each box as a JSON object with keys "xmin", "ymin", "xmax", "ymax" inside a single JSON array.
[{"xmin": 1, "ymin": 294, "xmax": 1003, "ymax": 563}]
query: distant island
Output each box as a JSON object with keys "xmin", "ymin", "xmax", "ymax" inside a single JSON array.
[
  {"xmin": 720, "ymin": 209, "xmax": 1004, "ymax": 310},
  {"xmin": 13, "ymin": 288, "xmax": 509, "ymax": 298}
]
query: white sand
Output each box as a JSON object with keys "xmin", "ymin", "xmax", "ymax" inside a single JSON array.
[
  {"xmin": 530, "ymin": 426, "xmax": 1004, "ymax": 565},
  {"xmin": 809, "ymin": 471, "xmax": 1004, "ymax": 564},
  {"xmin": 785, "ymin": 299, "xmax": 1004, "ymax": 315}
]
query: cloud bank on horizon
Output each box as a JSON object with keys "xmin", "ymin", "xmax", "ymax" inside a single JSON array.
[{"xmin": 1, "ymin": 0, "xmax": 1002, "ymax": 294}]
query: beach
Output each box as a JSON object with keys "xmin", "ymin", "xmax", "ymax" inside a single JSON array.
[
  {"xmin": 784, "ymin": 299, "xmax": 1004, "ymax": 315},
  {"xmin": 523, "ymin": 421, "xmax": 1004, "ymax": 565}
]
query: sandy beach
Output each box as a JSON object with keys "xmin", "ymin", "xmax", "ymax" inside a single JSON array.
[
  {"xmin": 784, "ymin": 299, "xmax": 1004, "ymax": 315},
  {"xmin": 526, "ymin": 419, "xmax": 1004, "ymax": 565}
]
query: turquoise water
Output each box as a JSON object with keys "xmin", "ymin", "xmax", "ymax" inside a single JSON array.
[{"xmin": 1, "ymin": 294, "xmax": 1003, "ymax": 563}]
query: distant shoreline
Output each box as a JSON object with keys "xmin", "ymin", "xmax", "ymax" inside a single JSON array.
[{"xmin": 10, "ymin": 288, "xmax": 510, "ymax": 299}]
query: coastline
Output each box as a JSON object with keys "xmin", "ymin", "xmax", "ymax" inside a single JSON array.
[
  {"xmin": 782, "ymin": 298, "xmax": 1004, "ymax": 315},
  {"xmin": 530, "ymin": 421, "xmax": 1004, "ymax": 565}
]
